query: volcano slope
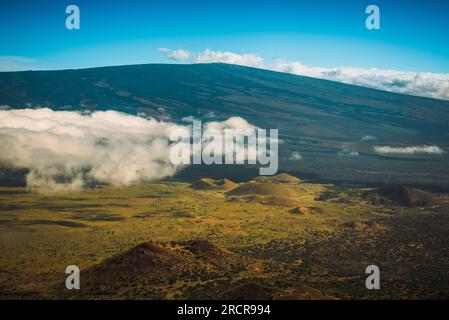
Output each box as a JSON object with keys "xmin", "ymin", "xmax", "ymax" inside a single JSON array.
[
  {"xmin": 65, "ymin": 240, "xmax": 328, "ymax": 300},
  {"xmin": 1, "ymin": 63, "xmax": 449, "ymax": 188}
]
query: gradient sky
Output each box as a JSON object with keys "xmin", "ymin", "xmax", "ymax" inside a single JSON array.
[{"xmin": 1, "ymin": 0, "xmax": 448, "ymax": 72}]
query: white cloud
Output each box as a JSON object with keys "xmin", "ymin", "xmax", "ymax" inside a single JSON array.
[
  {"xmin": 374, "ymin": 145, "xmax": 445, "ymax": 155},
  {"xmin": 158, "ymin": 48, "xmax": 191, "ymax": 61},
  {"xmin": 0, "ymin": 108, "xmax": 258, "ymax": 191},
  {"xmin": 289, "ymin": 151, "xmax": 302, "ymax": 161},
  {"xmin": 204, "ymin": 116, "xmax": 257, "ymax": 133},
  {"xmin": 0, "ymin": 108, "xmax": 187, "ymax": 191},
  {"xmin": 168, "ymin": 49, "xmax": 191, "ymax": 61},
  {"xmin": 271, "ymin": 61, "xmax": 449, "ymax": 100},
  {"xmin": 195, "ymin": 49, "xmax": 264, "ymax": 68},
  {"xmin": 200, "ymin": 116, "xmax": 277, "ymax": 167},
  {"xmin": 339, "ymin": 148, "xmax": 359, "ymax": 157}
]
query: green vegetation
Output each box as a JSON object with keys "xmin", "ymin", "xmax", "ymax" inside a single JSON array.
[{"xmin": 0, "ymin": 178, "xmax": 448, "ymax": 299}]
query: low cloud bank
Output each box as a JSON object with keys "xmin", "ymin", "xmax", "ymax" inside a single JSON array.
[
  {"xmin": 270, "ymin": 61, "xmax": 449, "ymax": 100},
  {"xmin": 0, "ymin": 108, "xmax": 187, "ymax": 191},
  {"xmin": 0, "ymin": 109, "xmax": 259, "ymax": 191},
  {"xmin": 374, "ymin": 145, "xmax": 445, "ymax": 155}
]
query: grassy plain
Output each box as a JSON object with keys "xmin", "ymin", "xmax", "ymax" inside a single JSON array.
[{"xmin": 0, "ymin": 179, "xmax": 448, "ymax": 299}]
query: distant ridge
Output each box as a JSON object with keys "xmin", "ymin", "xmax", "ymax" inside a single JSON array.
[
  {"xmin": 362, "ymin": 185, "xmax": 435, "ymax": 207},
  {"xmin": 253, "ymin": 173, "xmax": 301, "ymax": 184}
]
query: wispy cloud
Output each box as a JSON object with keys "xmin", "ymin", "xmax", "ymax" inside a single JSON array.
[
  {"xmin": 339, "ymin": 146, "xmax": 360, "ymax": 157},
  {"xmin": 361, "ymin": 135, "xmax": 378, "ymax": 142},
  {"xmin": 0, "ymin": 56, "xmax": 38, "ymax": 71},
  {"xmin": 158, "ymin": 48, "xmax": 191, "ymax": 61},
  {"xmin": 195, "ymin": 49, "xmax": 264, "ymax": 68},
  {"xmin": 374, "ymin": 145, "xmax": 445, "ymax": 155},
  {"xmin": 289, "ymin": 151, "xmax": 302, "ymax": 161}
]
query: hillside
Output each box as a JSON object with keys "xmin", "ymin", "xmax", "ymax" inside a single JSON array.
[
  {"xmin": 2, "ymin": 64, "xmax": 449, "ymax": 141},
  {"xmin": 68, "ymin": 240, "xmax": 315, "ymax": 299},
  {"xmin": 190, "ymin": 178, "xmax": 239, "ymax": 191},
  {"xmin": 362, "ymin": 185, "xmax": 435, "ymax": 207},
  {"xmin": 1, "ymin": 63, "xmax": 449, "ymax": 187},
  {"xmin": 227, "ymin": 181, "xmax": 304, "ymax": 197}
]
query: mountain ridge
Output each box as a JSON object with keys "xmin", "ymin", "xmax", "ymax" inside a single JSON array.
[
  {"xmin": 1, "ymin": 62, "xmax": 449, "ymax": 187},
  {"xmin": 1, "ymin": 62, "xmax": 448, "ymax": 103}
]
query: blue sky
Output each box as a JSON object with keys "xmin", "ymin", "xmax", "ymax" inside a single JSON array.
[{"xmin": 0, "ymin": 0, "xmax": 448, "ymax": 73}]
